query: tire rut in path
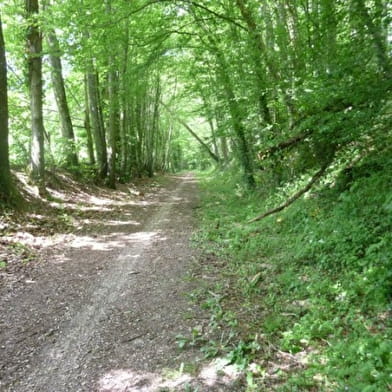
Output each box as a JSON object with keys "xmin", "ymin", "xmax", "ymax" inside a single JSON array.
[{"xmin": 1, "ymin": 174, "xmax": 231, "ymax": 392}]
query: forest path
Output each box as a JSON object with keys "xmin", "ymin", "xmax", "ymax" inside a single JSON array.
[{"xmin": 0, "ymin": 174, "xmax": 239, "ymax": 392}]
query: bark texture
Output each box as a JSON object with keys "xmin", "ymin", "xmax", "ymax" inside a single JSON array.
[
  {"xmin": 107, "ymin": 69, "xmax": 119, "ymax": 188},
  {"xmin": 0, "ymin": 14, "xmax": 11, "ymax": 201},
  {"xmin": 26, "ymin": 0, "xmax": 45, "ymax": 189},
  {"xmin": 47, "ymin": 30, "xmax": 78, "ymax": 167},
  {"xmin": 86, "ymin": 70, "xmax": 108, "ymax": 179}
]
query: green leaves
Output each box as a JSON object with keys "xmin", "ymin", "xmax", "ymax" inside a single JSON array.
[{"xmin": 194, "ymin": 145, "xmax": 392, "ymax": 390}]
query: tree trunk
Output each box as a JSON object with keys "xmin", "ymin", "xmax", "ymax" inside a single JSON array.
[
  {"xmin": 214, "ymin": 103, "xmax": 229, "ymax": 163},
  {"xmin": 135, "ymin": 89, "xmax": 146, "ymax": 176},
  {"xmin": 129, "ymin": 98, "xmax": 140, "ymax": 177},
  {"xmin": 200, "ymin": 92, "xmax": 221, "ymax": 161},
  {"xmin": 220, "ymin": 136, "xmax": 229, "ymax": 163},
  {"xmin": 163, "ymin": 122, "xmax": 173, "ymax": 171},
  {"xmin": 119, "ymin": 25, "xmax": 130, "ymax": 180},
  {"xmin": 86, "ymin": 69, "xmax": 108, "ymax": 179},
  {"xmin": 119, "ymin": 103, "xmax": 129, "ymax": 179},
  {"xmin": 105, "ymin": 0, "xmax": 119, "ymax": 187},
  {"xmin": 107, "ymin": 69, "xmax": 119, "ymax": 188},
  {"xmin": 84, "ymin": 74, "xmax": 95, "ymax": 165},
  {"xmin": 207, "ymin": 117, "xmax": 219, "ymax": 158},
  {"xmin": 146, "ymin": 77, "xmax": 160, "ymax": 177},
  {"xmin": 236, "ymin": 0, "xmax": 294, "ymax": 127},
  {"xmin": 46, "ymin": 30, "xmax": 78, "ymax": 167},
  {"xmin": 26, "ymin": 0, "xmax": 45, "ymax": 192},
  {"xmin": 236, "ymin": 0, "xmax": 272, "ymax": 125},
  {"xmin": 355, "ymin": 0, "xmax": 391, "ymax": 76},
  {"xmin": 0, "ymin": 14, "xmax": 11, "ymax": 202},
  {"xmin": 193, "ymin": 15, "xmax": 256, "ymax": 186},
  {"xmin": 161, "ymin": 102, "xmax": 220, "ymax": 164},
  {"xmin": 216, "ymin": 52, "xmax": 256, "ymax": 188}
]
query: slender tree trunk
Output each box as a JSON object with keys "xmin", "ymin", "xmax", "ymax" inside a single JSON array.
[
  {"xmin": 236, "ymin": 1, "xmax": 272, "ymax": 124},
  {"xmin": 46, "ymin": 30, "xmax": 78, "ymax": 167},
  {"xmin": 163, "ymin": 123, "xmax": 173, "ymax": 171},
  {"xmin": 107, "ymin": 69, "xmax": 119, "ymax": 188},
  {"xmin": 140, "ymin": 91, "xmax": 148, "ymax": 172},
  {"xmin": 119, "ymin": 25, "xmax": 130, "ymax": 180},
  {"xmin": 200, "ymin": 92, "xmax": 221, "ymax": 160},
  {"xmin": 129, "ymin": 98, "xmax": 140, "ymax": 177},
  {"xmin": 207, "ymin": 117, "xmax": 219, "ymax": 158},
  {"xmin": 161, "ymin": 102, "xmax": 220, "ymax": 163},
  {"xmin": 220, "ymin": 136, "xmax": 229, "ymax": 163},
  {"xmin": 214, "ymin": 103, "xmax": 229, "ymax": 163},
  {"xmin": 192, "ymin": 13, "xmax": 256, "ymax": 186},
  {"xmin": 86, "ymin": 69, "xmax": 108, "ymax": 178},
  {"xmin": 0, "ymin": 14, "xmax": 11, "ymax": 202},
  {"xmin": 355, "ymin": 0, "xmax": 391, "ymax": 76},
  {"xmin": 84, "ymin": 74, "xmax": 95, "ymax": 165},
  {"xmin": 236, "ymin": 0, "xmax": 294, "ymax": 127},
  {"xmin": 135, "ymin": 89, "xmax": 145, "ymax": 176},
  {"xmin": 146, "ymin": 77, "xmax": 160, "ymax": 177},
  {"xmin": 26, "ymin": 0, "xmax": 45, "ymax": 192},
  {"xmin": 105, "ymin": 0, "xmax": 119, "ymax": 187},
  {"xmin": 119, "ymin": 104, "xmax": 129, "ymax": 179},
  {"xmin": 216, "ymin": 52, "xmax": 255, "ymax": 187}
]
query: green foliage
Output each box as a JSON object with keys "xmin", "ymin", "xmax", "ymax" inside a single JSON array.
[
  {"xmin": 2, "ymin": 0, "xmax": 391, "ymax": 184},
  {"xmin": 226, "ymin": 340, "xmax": 261, "ymax": 370},
  {"xmin": 193, "ymin": 150, "xmax": 392, "ymax": 390},
  {"xmin": 176, "ymin": 328, "xmax": 205, "ymax": 350}
]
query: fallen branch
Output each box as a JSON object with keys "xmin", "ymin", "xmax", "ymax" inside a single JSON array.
[{"xmin": 248, "ymin": 163, "xmax": 329, "ymax": 223}]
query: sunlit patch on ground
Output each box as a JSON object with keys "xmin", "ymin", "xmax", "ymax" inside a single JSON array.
[
  {"xmin": 0, "ymin": 172, "xmax": 166, "ymax": 289},
  {"xmin": 69, "ymin": 231, "xmax": 162, "ymax": 251},
  {"xmin": 102, "ymin": 219, "xmax": 141, "ymax": 227},
  {"xmin": 98, "ymin": 369, "xmax": 191, "ymax": 392},
  {"xmin": 1, "ymin": 173, "xmax": 221, "ymax": 391},
  {"xmin": 98, "ymin": 358, "xmax": 243, "ymax": 392}
]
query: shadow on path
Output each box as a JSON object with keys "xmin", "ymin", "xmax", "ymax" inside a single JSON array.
[{"xmin": 0, "ymin": 175, "xmax": 243, "ymax": 392}]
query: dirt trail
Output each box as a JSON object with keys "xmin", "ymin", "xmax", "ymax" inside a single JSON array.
[{"xmin": 0, "ymin": 174, "xmax": 240, "ymax": 392}]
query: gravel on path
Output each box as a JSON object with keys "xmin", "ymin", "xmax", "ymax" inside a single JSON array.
[{"xmin": 0, "ymin": 174, "xmax": 242, "ymax": 392}]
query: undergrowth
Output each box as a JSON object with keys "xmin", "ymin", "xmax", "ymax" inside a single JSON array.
[{"xmin": 190, "ymin": 153, "xmax": 392, "ymax": 391}]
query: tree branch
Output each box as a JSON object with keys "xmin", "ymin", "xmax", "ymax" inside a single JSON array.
[
  {"xmin": 248, "ymin": 163, "xmax": 329, "ymax": 223},
  {"xmin": 258, "ymin": 130, "xmax": 312, "ymax": 161},
  {"xmin": 184, "ymin": 0, "xmax": 247, "ymax": 31},
  {"xmin": 160, "ymin": 102, "xmax": 221, "ymax": 163}
]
